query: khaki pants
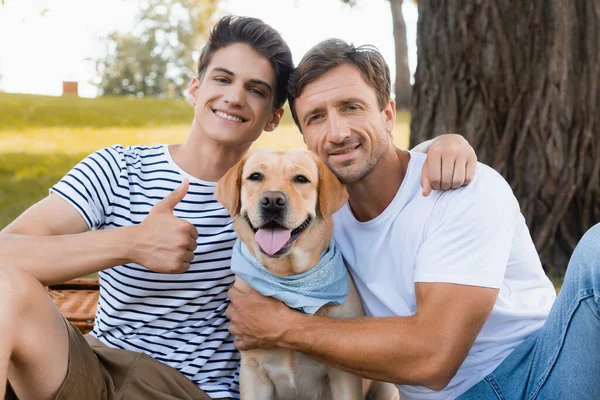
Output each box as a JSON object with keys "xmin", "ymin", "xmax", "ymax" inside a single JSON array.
[{"xmin": 6, "ymin": 319, "xmax": 229, "ymax": 400}]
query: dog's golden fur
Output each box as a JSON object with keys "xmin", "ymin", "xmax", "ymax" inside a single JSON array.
[{"xmin": 216, "ymin": 149, "xmax": 398, "ymax": 400}]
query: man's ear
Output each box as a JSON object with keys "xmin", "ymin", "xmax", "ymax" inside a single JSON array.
[
  {"xmin": 382, "ymin": 99, "xmax": 396, "ymax": 135},
  {"xmin": 187, "ymin": 77, "xmax": 200, "ymax": 105},
  {"xmin": 264, "ymin": 108, "xmax": 284, "ymax": 132},
  {"xmin": 215, "ymin": 154, "xmax": 247, "ymax": 216},
  {"xmin": 311, "ymin": 153, "xmax": 348, "ymax": 220}
]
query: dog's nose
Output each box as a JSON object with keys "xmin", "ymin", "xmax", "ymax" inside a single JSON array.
[{"xmin": 260, "ymin": 191, "xmax": 287, "ymax": 213}]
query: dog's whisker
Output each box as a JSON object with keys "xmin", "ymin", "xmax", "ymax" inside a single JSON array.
[
  {"xmin": 243, "ymin": 213, "xmax": 258, "ymax": 233},
  {"xmin": 291, "ymin": 216, "xmax": 312, "ymax": 237}
]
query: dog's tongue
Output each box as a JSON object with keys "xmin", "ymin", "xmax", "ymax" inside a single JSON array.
[{"xmin": 255, "ymin": 227, "xmax": 292, "ymax": 255}]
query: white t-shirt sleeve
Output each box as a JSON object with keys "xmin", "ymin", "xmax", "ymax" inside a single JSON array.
[
  {"xmin": 50, "ymin": 145, "xmax": 126, "ymax": 230},
  {"xmin": 414, "ymin": 169, "xmax": 520, "ymax": 288}
]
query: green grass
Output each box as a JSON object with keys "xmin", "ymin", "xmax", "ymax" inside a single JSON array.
[
  {"xmin": 0, "ymin": 152, "xmax": 86, "ymax": 229},
  {"xmin": 0, "ymin": 93, "xmax": 194, "ymax": 130}
]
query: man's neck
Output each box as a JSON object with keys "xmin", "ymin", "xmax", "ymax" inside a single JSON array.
[
  {"xmin": 346, "ymin": 146, "xmax": 410, "ymax": 222},
  {"xmin": 169, "ymin": 124, "xmax": 251, "ymax": 182}
]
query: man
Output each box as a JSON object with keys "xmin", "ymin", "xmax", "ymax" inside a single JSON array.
[
  {"xmin": 0, "ymin": 17, "xmax": 475, "ymax": 400},
  {"xmin": 227, "ymin": 39, "xmax": 600, "ymax": 399}
]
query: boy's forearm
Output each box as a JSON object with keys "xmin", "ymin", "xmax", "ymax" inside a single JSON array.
[{"xmin": 0, "ymin": 227, "xmax": 137, "ymax": 286}]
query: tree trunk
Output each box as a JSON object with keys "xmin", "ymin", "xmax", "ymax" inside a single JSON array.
[
  {"xmin": 410, "ymin": 0, "xmax": 600, "ymax": 275},
  {"xmin": 390, "ymin": 0, "xmax": 411, "ymax": 110}
]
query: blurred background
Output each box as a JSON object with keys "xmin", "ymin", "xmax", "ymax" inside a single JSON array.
[{"xmin": 1, "ymin": 0, "xmax": 599, "ymax": 286}]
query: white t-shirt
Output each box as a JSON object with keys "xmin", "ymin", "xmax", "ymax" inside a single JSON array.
[{"xmin": 333, "ymin": 151, "xmax": 556, "ymax": 400}]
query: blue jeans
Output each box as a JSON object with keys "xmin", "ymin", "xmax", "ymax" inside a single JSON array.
[{"xmin": 459, "ymin": 224, "xmax": 600, "ymax": 400}]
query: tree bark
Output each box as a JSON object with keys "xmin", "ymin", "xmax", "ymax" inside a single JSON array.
[
  {"xmin": 390, "ymin": 0, "xmax": 412, "ymax": 110},
  {"xmin": 410, "ymin": 0, "xmax": 600, "ymax": 275}
]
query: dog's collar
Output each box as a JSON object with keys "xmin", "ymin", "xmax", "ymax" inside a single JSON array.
[{"xmin": 230, "ymin": 239, "xmax": 349, "ymax": 314}]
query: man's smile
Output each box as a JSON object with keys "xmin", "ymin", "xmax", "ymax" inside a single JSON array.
[
  {"xmin": 329, "ymin": 143, "xmax": 360, "ymax": 156},
  {"xmin": 328, "ymin": 143, "xmax": 361, "ymax": 163}
]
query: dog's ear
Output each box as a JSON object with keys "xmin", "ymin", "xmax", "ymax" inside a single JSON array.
[
  {"xmin": 215, "ymin": 154, "xmax": 247, "ymax": 216},
  {"xmin": 312, "ymin": 153, "xmax": 348, "ymax": 220}
]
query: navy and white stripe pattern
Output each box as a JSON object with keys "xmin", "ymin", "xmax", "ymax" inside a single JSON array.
[{"xmin": 51, "ymin": 144, "xmax": 240, "ymax": 398}]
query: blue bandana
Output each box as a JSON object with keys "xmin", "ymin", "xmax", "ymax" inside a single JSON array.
[{"xmin": 230, "ymin": 239, "xmax": 349, "ymax": 314}]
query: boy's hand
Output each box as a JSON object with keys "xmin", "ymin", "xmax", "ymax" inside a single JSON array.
[
  {"xmin": 131, "ymin": 179, "xmax": 198, "ymax": 273},
  {"xmin": 421, "ymin": 134, "xmax": 477, "ymax": 196}
]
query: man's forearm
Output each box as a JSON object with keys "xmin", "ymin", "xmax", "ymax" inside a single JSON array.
[
  {"xmin": 278, "ymin": 313, "xmax": 444, "ymax": 387},
  {"xmin": 0, "ymin": 227, "xmax": 136, "ymax": 286}
]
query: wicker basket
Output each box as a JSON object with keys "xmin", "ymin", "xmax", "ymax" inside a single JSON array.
[{"xmin": 47, "ymin": 278, "xmax": 99, "ymax": 334}]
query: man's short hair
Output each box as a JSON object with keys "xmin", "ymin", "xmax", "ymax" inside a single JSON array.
[
  {"xmin": 197, "ymin": 16, "xmax": 294, "ymax": 109},
  {"xmin": 288, "ymin": 39, "xmax": 391, "ymax": 128}
]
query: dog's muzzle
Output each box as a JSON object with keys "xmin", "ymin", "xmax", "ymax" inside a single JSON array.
[
  {"xmin": 244, "ymin": 190, "xmax": 312, "ymax": 257},
  {"xmin": 259, "ymin": 190, "xmax": 288, "ymax": 221}
]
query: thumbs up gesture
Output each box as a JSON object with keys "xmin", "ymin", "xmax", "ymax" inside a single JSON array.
[{"xmin": 131, "ymin": 180, "xmax": 199, "ymax": 273}]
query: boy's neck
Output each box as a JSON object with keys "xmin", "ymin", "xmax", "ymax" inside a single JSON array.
[
  {"xmin": 169, "ymin": 125, "xmax": 251, "ymax": 183},
  {"xmin": 346, "ymin": 146, "xmax": 410, "ymax": 222}
]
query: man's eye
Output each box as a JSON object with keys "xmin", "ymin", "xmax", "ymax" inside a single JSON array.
[
  {"xmin": 294, "ymin": 175, "xmax": 310, "ymax": 184},
  {"xmin": 214, "ymin": 77, "xmax": 229, "ymax": 83},
  {"xmin": 248, "ymin": 173, "xmax": 263, "ymax": 181},
  {"xmin": 309, "ymin": 114, "xmax": 323, "ymax": 123},
  {"xmin": 345, "ymin": 105, "xmax": 359, "ymax": 111},
  {"xmin": 248, "ymin": 87, "xmax": 265, "ymax": 97}
]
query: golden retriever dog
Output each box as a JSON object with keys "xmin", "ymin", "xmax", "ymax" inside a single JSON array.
[{"xmin": 216, "ymin": 149, "xmax": 399, "ymax": 400}]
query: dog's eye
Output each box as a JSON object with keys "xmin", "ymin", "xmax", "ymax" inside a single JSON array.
[
  {"xmin": 248, "ymin": 172, "xmax": 263, "ymax": 181},
  {"xmin": 294, "ymin": 175, "xmax": 310, "ymax": 184}
]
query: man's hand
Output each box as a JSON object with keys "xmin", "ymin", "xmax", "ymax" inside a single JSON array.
[
  {"xmin": 226, "ymin": 285, "xmax": 296, "ymax": 351},
  {"xmin": 420, "ymin": 134, "xmax": 477, "ymax": 196},
  {"xmin": 131, "ymin": 179, "xmax": 198, "ymax": 273}
]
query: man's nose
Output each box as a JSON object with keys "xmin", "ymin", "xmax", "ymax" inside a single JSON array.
[
  {"xmin": 326, "ymin": 112, "xmax": 351, "ymax": 144},
  {"xmin": 259, "ymin": 191, "xmax": 287, "ymax": 214},
  {"xmin": 223, "ymin": 84, "xmax": 246, "ymax": 107}
]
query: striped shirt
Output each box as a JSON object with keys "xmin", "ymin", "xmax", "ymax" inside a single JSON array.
[{"xmin": 51, "ymin": 144, "xmax": 240, "ymax": 398}]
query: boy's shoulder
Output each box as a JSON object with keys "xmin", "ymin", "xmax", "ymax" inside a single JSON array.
[
  {"xmin": 105, "ymin": 143, "xmax": 166, "ymax": 159},
  {"xmin": 88, "ymin": 144, "xmax": 167, "ymax": 167}
]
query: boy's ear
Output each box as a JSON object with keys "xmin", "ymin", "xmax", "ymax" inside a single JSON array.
[
  {"xmin": 187, "ymin": 77, "xmax": 200, "ymax": 105},
  {"xmin": 310, "ymin": 153, "xmax": 348, "ymax": 220},
  {"xmin": 265, "ymin": 108, "xmax": 284, "ymax": 132},
  {"xmin": 215, "ymin": 154, "xmax": 248, "ymax": 216}
]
